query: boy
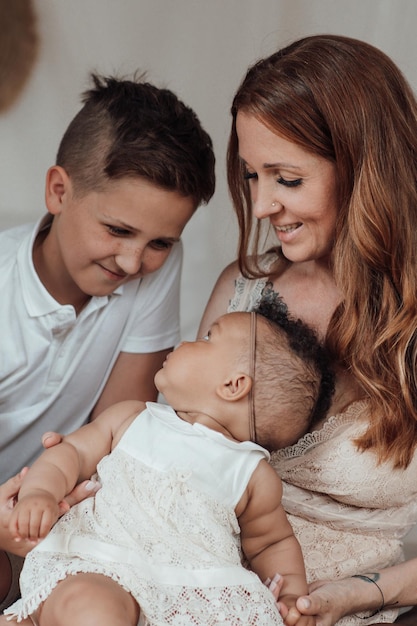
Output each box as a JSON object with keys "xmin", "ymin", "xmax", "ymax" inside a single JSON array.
[
  {"xmin": 0, "ymin": 73, "xmax": 215, "ymax": 609},
  {"xmin": 4, "ymin": 298, "xmax": 332, "ymax": 626}
]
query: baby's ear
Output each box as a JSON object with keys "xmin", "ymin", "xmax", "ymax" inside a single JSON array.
[{"xmin": 217, "ymin": 373, "xmax": 252, "ymax": 402}]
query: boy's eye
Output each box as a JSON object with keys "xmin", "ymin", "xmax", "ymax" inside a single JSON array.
[
  {"xmin": 107, "ymin": 225, "xmax": 131, "ymax": 236},
  {"xmin": 277, "ymin": 176, "xmax": 302, "ymax": 188},
  {"xmin": 150, "ymin": 239, "xmax": 173, "ymax": 251}
]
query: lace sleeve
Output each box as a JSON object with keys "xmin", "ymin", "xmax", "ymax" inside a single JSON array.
[{"xmin": 228, "ymin": 251, "xmax": 284, "ymax": 313}]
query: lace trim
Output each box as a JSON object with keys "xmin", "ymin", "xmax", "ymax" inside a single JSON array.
[
  {"xmin": 5, "ymin": 561, "xmax": 284, "ymax": 625},
  {"xmin": 228, "ymin": 251, "xmax": 283, "ymax": 313},
  {"xmin": 271, "ymin": 400, "xmax": 369, "ymax": 463}
]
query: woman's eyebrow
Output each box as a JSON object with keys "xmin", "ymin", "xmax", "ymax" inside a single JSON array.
[{"xmin": 263, "ymin": 162, "xmax": 302, "ymax": 171}]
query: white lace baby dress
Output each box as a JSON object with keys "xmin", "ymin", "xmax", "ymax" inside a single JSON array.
[
  {"xmin": 5, "ymin": 403, "xmax": 283, "ymax": 626},
  {"xmin": 229, "ymin": 257, "xmax": 417, "ymax": 625}
]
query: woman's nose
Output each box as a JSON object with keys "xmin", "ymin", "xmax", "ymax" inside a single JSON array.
[
  {"xmin": 253, "ymin": 196, "xmax": 283, "ymax": 220},
  {"xmin": 252, "ymin": 182, "xmax": 283, "ymax": 220}
]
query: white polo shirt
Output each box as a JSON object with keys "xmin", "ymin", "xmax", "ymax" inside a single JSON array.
[{"xmin": 0, "ymin": 218, "xmax": 183, "ymax": 480}]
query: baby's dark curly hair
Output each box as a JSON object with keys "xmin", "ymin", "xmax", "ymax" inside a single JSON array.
[{"xmin": 251, "ymin": 287, "xmax": 335, "ymax": 450}]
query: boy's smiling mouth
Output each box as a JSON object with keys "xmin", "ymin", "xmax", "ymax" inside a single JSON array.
[{"xmin": 97, "ymin": 263, "xmax": 127, "ymax": 280}]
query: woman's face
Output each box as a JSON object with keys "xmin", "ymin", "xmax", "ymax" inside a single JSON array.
[{"xmin": 236, "ymin": 112, "xmax": 339, "ymax": 264}]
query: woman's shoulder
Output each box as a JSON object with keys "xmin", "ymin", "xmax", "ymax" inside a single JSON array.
[
  {"xmin": 217, "ymin": 249, "xmax": 282, "ymax": 280},
  {"xmin": 199, "ymin": 250, "xmax": 284, "ymax": 334},
  {"xmin": 214, "ymin": 258, "xmax": 241, "ymax": 284}
]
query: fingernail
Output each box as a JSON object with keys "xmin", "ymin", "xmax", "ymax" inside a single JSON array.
[
  {"xmin": 85, "ymin": 481, "xmax": 99, "ymax": 492},
  {"xmin": 272, "ymin": 573, "xmax": 282, "ymax": 583},
  {"xmin": 269, "ymin": 581, "xmax": 277, "ymax": 592},
  {"xmin": 298, "ymin": 598, "xmax": 311, "ymax": 609}
]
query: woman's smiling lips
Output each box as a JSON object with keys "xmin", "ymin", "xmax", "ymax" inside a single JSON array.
[
  {"xmin": 274, "ymin": 222, "xmax": 302, "ymax": 233},
  {"xmin": 273, "ymin": 222, "xmax": 302, "ymax": 242}
]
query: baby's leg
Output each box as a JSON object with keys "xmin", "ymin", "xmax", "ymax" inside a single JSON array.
[{"xmin": 38, "ymin": 572, "xmax": 140, "ymax": 626}]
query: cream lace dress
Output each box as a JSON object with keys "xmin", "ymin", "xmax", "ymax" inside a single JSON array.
[
  {"xmin": 5, "ymin": 402, "xmax": 283, "ymax": 626},
  {"xmin": 229, "ymin": 251, "xmax": 417, "ymax": 625}
]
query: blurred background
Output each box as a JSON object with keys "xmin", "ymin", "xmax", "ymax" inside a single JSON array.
[{"xmin": 2, "ymin": 0, "xmax": 417, "ymax": 551}]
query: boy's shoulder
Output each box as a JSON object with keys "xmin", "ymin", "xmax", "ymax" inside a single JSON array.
[
  {"xmin": 0, "ymin": 222, "xmax": 35, "ymax": 293},
  {"xmin": 0, "ymin": 221, "xmax": 34, "ymax": 255}
]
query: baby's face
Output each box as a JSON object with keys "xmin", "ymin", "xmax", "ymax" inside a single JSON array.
[{"xmin": 155, "ymin": 313, "xmax": 250, "ymax": 411}]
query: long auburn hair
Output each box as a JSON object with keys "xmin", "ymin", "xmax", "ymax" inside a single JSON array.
[{"xmin": 227, "ymin": 34, "xmax": 417, "ymax": 468}]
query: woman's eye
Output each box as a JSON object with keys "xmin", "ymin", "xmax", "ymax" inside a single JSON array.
[
  {"xmin": 277, "ymin": 176, "xmax": 302, "ymax": 188},
  {"xmin": 243, "ymin": 171, "xmax": 257, "ymax": 181}
]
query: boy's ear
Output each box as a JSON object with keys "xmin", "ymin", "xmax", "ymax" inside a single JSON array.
[
  {"xmin": 45, "ymin": 166, "xmax": 72, "ymax": 215},
  {"xmin": 217, "ymin": 373, "xmax": 252, "ymax": 402}
]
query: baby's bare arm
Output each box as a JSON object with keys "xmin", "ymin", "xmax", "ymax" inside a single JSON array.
[
  {"xmin": 9, "ymin": 400, "xmax": 144, "ymax": 542},
  {"xmin": 238, "ymin": 460, "xmax": 309, "ymax": 615}
]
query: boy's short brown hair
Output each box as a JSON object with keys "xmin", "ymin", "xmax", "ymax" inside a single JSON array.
[{"xmin": 56, "ymin": 73, "xmax": 215, "ymax": 207}]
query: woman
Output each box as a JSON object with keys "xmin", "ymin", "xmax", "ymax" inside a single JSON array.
[{"xmin": 198, "ymin": 34, "xmax": 417, "ymax": 625}]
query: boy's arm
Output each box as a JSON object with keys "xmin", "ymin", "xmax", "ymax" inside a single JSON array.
[
  {"xmin": 197, "ymin": 261, "xmax": 239, "ymax": 338},
  {"xmin": 91, "ymin": 350, "xmax": 170, "ymax": 418},
  {"xmin": 10, "ymin": 400, "xmax": 144, "ymax": 542},
  {"xmin": 238, "ymin": 460, "xmax": 311, "ymax": 621}
]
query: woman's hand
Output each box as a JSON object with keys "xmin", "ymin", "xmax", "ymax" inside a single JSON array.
[
  {"xmin": 294, "ymin": 579, "xmax": 364, "ymax": 626},
  {"xmin": 265, "ymin": 574, "xmax": 314, "ymax": 626},
  {"xmin": 0, "ymin": 469, "xmax": 32, "ymax": 554},
  {"xmin": 0, "ymin": 469, "xmax": 28, "ymax": 530}
]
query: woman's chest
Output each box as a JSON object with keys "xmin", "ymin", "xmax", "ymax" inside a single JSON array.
[{"xmin": 269, "ymin": 265, "xmax": 341, "ymax": 338}]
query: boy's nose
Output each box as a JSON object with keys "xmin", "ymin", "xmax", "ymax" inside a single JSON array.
[{"xmin": 115, "ymin": 247, "xmax": 143, "ymax": 275}]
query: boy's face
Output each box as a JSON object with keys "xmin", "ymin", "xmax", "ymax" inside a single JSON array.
[
  {"xmin": 43, "ymin": 169, "xmax": 195, "ymax": 301},
  {"xmin": 155, "ymin": 312, "xmax": 250, "ymax": 412}
]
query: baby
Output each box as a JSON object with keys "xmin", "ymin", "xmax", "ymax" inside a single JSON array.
[{"xmin": 4, "ymin": 297, "xmax": 333, "ymax": 626}]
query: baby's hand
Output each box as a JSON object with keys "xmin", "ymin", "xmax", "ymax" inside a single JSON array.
[
  {"xmin": 9, "ymin": 490, "xmax": 60, "ymax": 543},
  {"xmin": 264, "ymin": 573, "xmax": 284, "ymax": 600}
]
